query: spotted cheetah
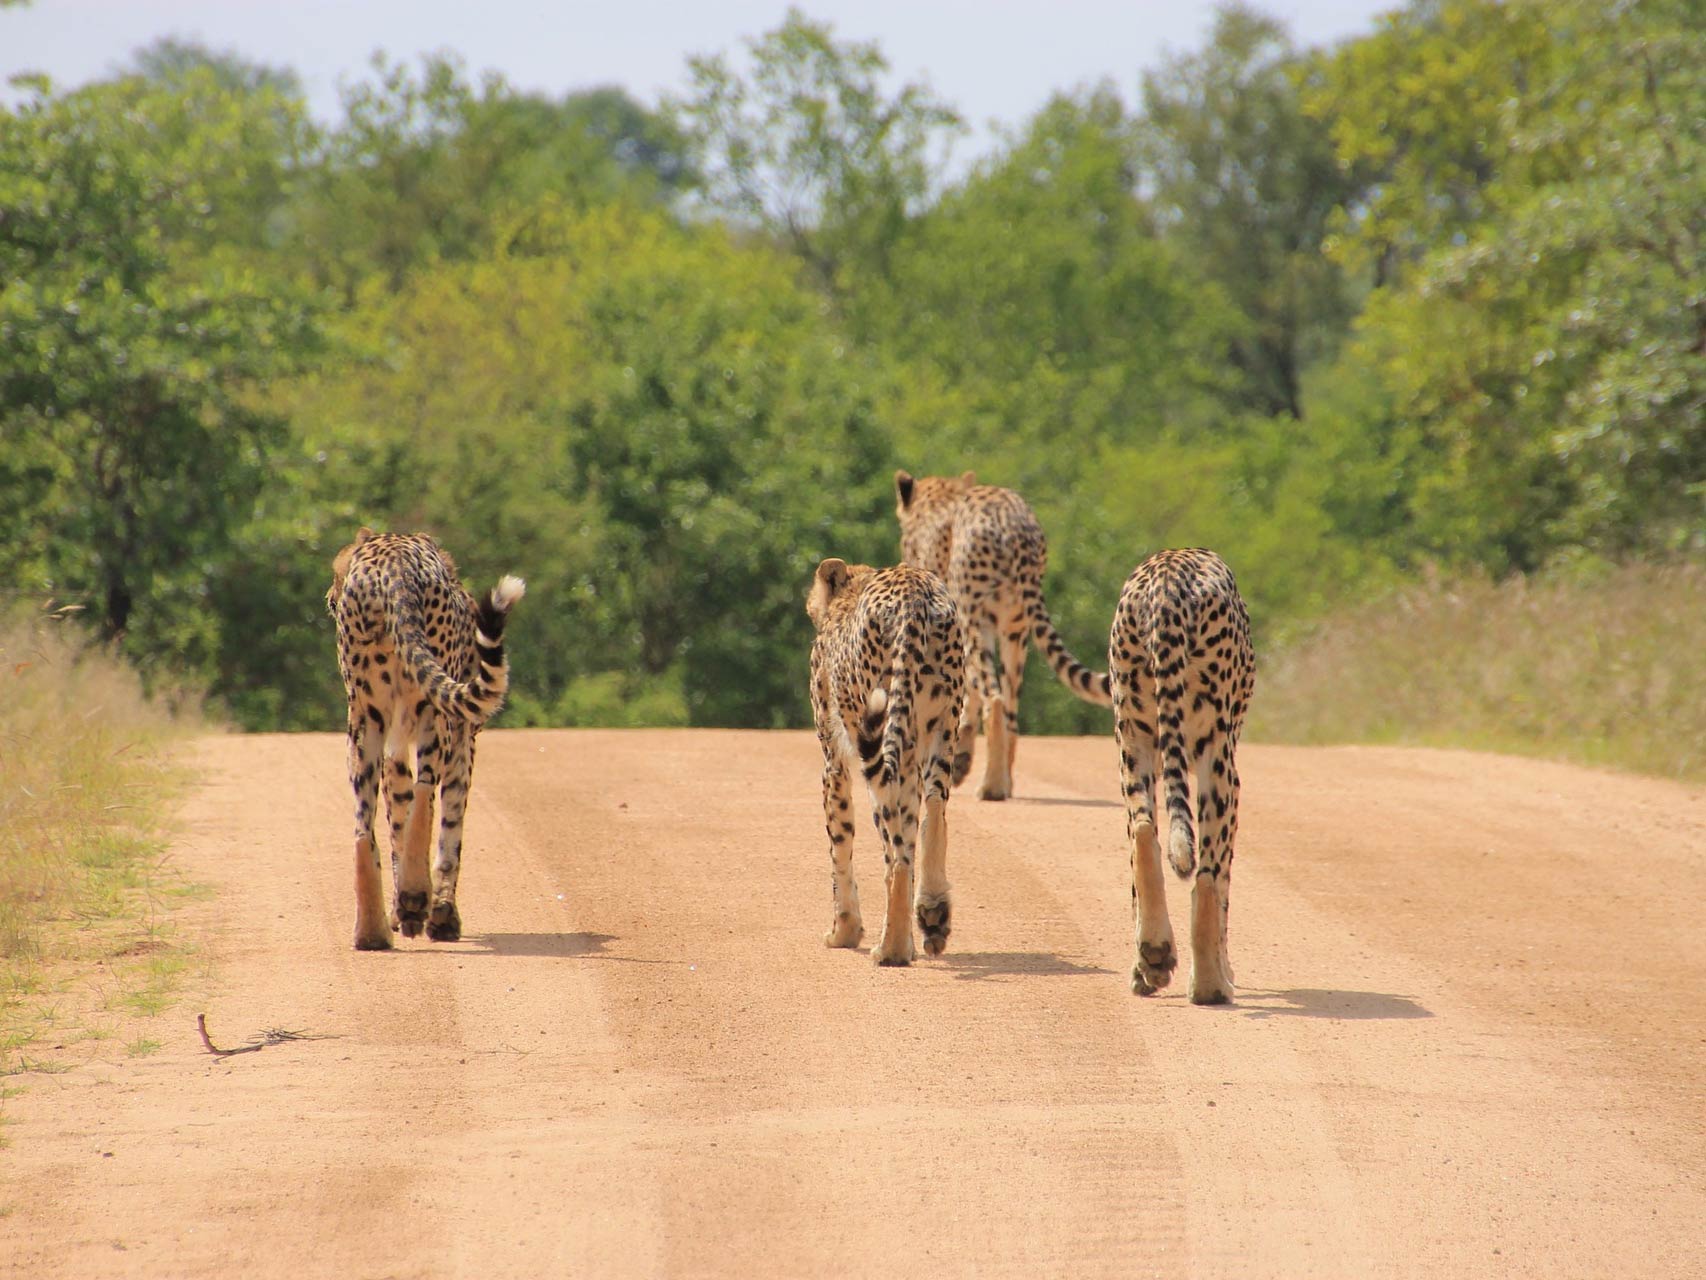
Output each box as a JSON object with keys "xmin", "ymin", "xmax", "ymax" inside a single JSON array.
[
  {"xmin": 807, "ymin": 558, "xmax": 965, "ymax": 965},
  {"xmin": 1108, "ymin": 548, "xmax": 1254, "ymax": 1004},
  {"xmin": 326, "ymin": 528, "xmax": 525, "ymax": 950},
  {"xmin": 894, "ymin": 470, "xmax": 1112, "ymax": 801}
]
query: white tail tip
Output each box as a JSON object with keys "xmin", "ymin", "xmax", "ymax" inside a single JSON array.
[
  {"xmin": 1169, "ymin": 826, "xmax": 1196, "ymax": 877},
  {"xmin": 492, "ymin": 575, "xmax": 527, "ymax": 611}
]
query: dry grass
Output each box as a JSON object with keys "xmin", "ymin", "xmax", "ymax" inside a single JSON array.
[
  {"xmin": 1250, "ymin": 562, "xmax": 1706, "ymax": 781},
  {"xmin": 0, "ymin": 614, "xmax": 201, "ymax": 1100}
]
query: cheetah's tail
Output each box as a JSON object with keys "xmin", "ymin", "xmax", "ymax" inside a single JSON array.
[
  {"xmin": 400, "ymin": 575, "xmax": 526, "ymax": 725},
  {"xmin": 478, "ymin": 576, "xmax": 527, "ymax": 645},
  {"xmin": 856, "ymin": 687, "xmax": 888, "ymax": 781},
  {"xmin": 857, "ymin": 640, "xmax": 916, "ymax": 791},
  {"xmin": 1024, "ymin": 585, "xmax": 1113, "ymax": 707},
  {"xmin": 1150, "ymin": 615, "xmax": 1197, "ymax": 879},
  {"xmin": 465, "ymin": 575, "xmax": 526, "ymax": 719}
]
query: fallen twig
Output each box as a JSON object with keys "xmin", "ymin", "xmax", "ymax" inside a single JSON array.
[
  {"xmin": 196, "ymin": 1015, "xmax": 329, "ymax": 1058},
  {"xmin": 196, "ymin": 1013, "xmax": 263, "ymax": 1057}
]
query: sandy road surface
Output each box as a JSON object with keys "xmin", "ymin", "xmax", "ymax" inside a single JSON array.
[{"xmin": 6, "ymin": 729, "xmax": 1706, "ymax": 1278}]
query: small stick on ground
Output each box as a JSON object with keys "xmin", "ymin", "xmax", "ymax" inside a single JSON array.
[{"xmin": 196, "ymin": 1013, "xmax": 263, "ymax": 1057}]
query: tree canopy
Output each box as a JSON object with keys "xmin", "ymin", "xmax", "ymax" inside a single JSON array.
[
  {"xmin": 0, "ymin": 68, "xmax": 321, "ymax": 667},
  {"xmin": 2, "ymin": 2, "xmax": 1700, "ymax": 732}
]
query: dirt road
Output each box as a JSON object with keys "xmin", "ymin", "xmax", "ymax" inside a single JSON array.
[{"xmin": 6, "ymin": 730, "xmax": 1705, "ymax": 1277}]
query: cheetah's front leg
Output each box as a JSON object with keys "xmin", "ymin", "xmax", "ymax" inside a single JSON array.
[
  {"xmin": 1188, "ymin": 745, "xmax": 1239, "ymax": 1004},
  {"xmin": 393, "ymin": 779, "xmax": 435, "ymax": 938},
  {"xmin": 979, "ymin": 612, "xmax": 1029, "ymax": 801},
  {"xmin": 387, "ymin": 708, "xmax": 436, "ymax": 937},
  {"xmin": 869, "ymin": 779, "xmax": 919, "ymax": 966},
  {"xmin": 821, "ymin": 757, "xmax": 863, "ymax": 948},
  {"xmin": 968, "ymin": 619, "xmax": 1010, "ymax": 801},
  {"xmin": 1115, "ymin": 688, "xmax": 1175, "ymax": 994},
  {"xmin": 1189, "ymin": 871, "xmax": 1232, "ymax": 1005},
  {"xmin": 1131, "ymin": 820, "xmax": 1176, "ymax": 994},
  {"xmin": 951, "ymin": 676, "xmax": 981, "ymax": 788},
  {"xmin": 425, "ymin": 721, "xmax": 472, "ymax": 943},
  {"xmin": 348, "ymin": 704, "xmax": 392, "ymax": 951},
  {"xmin": 382, "ymin": 752, "xmax": 413, "ymax": 931}
]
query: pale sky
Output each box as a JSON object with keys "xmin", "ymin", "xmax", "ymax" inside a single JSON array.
[{"xmin": 2, "ymin": 0, "xmax": 1398, "ymax": 150}]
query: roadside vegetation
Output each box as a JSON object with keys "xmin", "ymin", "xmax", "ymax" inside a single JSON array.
[
  {"xmin": 0, "ymin": 614, "xmax": 201, "ymax": 1108},
  {"xmin": 1251, "ymin": 563, "xmax": 1706, "ymax": 781},
  {"xmin": 2, "ymin": 0, "xmax": 1701, "ymax": 766}
]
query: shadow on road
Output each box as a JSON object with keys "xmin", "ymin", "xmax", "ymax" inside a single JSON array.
[
  {"xmin": 1235, "ymin": 987, "xmax": 1433, "ymax": 1020},
  {"xmin": 940, "ymin": 950, "xmax": 1115, "ymax": 981},
  {"xmin": 462, "ymin": 931, "xmax": 622, "ymax": 959},
  {"xmin": 1009, "ymin": 795, "xmax": 1123, "ymax": 809}
]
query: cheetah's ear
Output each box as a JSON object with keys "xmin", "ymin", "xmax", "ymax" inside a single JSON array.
[
  {"xmin": 328, "ymin": 528, "xmax": 376, "ymax": 610},
  {"xmin": 958, "ymin": 470, "xmax": 977, "ymax": 490},
  {"xmin": 328, "ymin": 539, "xmax": 361, "ymax": 612},
  {"xmin": 894, "ymin": 470, "xmax": 915, "ymax": 510},
  {"xmin": 807, "ymin": 557, "xmax": 849, "ymax": 627},
  {"xmin": 815, "ymin": 558, "xmax": 849, "ymax": 594}
]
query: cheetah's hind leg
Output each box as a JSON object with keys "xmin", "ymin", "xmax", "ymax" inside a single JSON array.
[{"xmin": 914, "ymin": 752, "xmax": 953, "ymax": 957}]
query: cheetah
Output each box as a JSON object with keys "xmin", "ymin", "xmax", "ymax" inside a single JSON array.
[
  {"xmin": 1108, "ymin": 548, "xmax": 1254, "ymax": 1004},
  {"xmin": 326, "ymin": 528, "xmax": 525, "ymax": 950},
  {"xmin": 894, "ymin": 469, "xmax": 1112, "ymax": 801},
  {"xmin": 807, "ymin": 558, "xmax": 965, "ymax": 965}
]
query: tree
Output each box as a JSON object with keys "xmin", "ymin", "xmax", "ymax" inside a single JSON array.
[
  {"xmin": 671, "ymin": 7, "xmax": 962, "ymax": 289},
  {"xmin": 128, "ymin": 35, "xmax": 303, "ymax": 99},
  {"xmin": 1136, "ymin": 4, "xmax": 1360, "ymax": 420},
  {"xmin": 540, "ymin": 210, "xmax": 896, "ymax": 725},
  {"xmin": 0, "ymin": 72, "xmax": 322, "ymax": 656},
  {"xmin": 293, "ymin": 55, "xmax": 690, "ymax": 293},
  {"xmin": 1318, "ymin": 0, "xmax": 1706, "ymax": 569},
  {"xmin": 542, "ymin": 86, "xmax": 695, "ymax": 195},
  {"xmin": 275, "ymin": 205, "xmax": 895, "ymax": 730},
  {"xmin": 1300, "ymin": 0, "xmax": 1558, "ymax": 282},
  {"xmin": 838, "ymin": 90, "xmax": 1249, "ymax": 733},
  {"xmin": 875, "ymin": 88, "xmax": 1237, "ymax": 455}
]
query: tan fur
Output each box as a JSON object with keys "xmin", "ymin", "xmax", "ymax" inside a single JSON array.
[
  {"xmin": 328, "ymin": 530, "xmax": 523, "ymax": 949},
  {"xmin": 894, "ymin": 470, "xmax": 1111, "ymax": 802},
  {"xmin": 807, "ymin": 558, "xmax": 965, "ymax": 965},
  {"xmin": 1108, "ymin": 548, "xmax": 1254, "ymax": 1004}
]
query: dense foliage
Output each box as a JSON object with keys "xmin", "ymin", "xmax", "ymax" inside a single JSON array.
[{"xmin": 3, "ymin": 1, "xmax": 1701, "ymax": 734}]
